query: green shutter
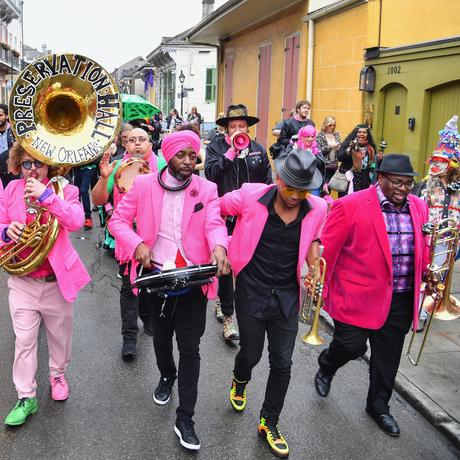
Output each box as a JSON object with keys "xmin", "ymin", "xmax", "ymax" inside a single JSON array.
[{"xmin": 205, "ymin": 68, "xmax": 216, "ymax": 103}]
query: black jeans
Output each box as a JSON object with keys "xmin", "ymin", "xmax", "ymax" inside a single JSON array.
[
  {"xmin": 218, "ymin": 218, "xmax": 236, "ymax": 316},
  {"xmin": 74, "ymin": 167, "xmax": 96, "ymax": 218},
  {"xmin": 218, "ymin": 272, "xmax": 234, "ymax": 316},
  {"xmin": 318, "ymin": 291, "xmax": 413, "ymax": 415},
  {"xmin": 234, "ymin": 301, "xmax": 298, "ymax": 421},
  {"xmin": 142, "ymin": 287, "xmax": 207, "ymax": 422},
  {"xmin": 119, "ymin": 263, "xmax": 152, "ymax": 343}
]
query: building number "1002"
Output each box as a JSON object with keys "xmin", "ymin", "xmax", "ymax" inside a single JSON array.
[{"xmin": 387, "ymin": 65, "xmax": 401, "ymax": 74}]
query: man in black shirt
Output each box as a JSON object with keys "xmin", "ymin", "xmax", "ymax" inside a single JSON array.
[
  {"xmin": 205, "ymin": 104, "xmax": 272, "ymax": 341},
  {"xmin": 220, "ymin": 150, "xmax": 327, "ymax": 458},
  {"xmin": 278, "ymin": 99, "xmax": 315, "ymax": 149}
]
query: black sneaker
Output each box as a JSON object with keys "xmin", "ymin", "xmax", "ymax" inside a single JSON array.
[
  {"xmin": 174, "ymin": 419, "xmax": 200, "ymax": 451},
  {"xmin": 153, "ymin": 376, "xmax": 176, "ymax": 405},
  {"xmin": 121, "ymin": 342, "xmax": 136, "ymax": 360}
]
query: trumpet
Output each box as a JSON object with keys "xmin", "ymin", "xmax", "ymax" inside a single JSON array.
[{"xmin": 300, "ymin": 245, "xmax": 326, "ymax": 345}]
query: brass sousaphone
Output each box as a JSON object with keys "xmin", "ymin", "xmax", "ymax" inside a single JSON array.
[{"xmin": 0, "ymin": 54, "xmax": 121, "ymax": 275}]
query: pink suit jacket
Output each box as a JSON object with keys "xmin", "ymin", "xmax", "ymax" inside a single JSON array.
[
  {"xmin": 321, "ymin": 185, "xmax": 430, "ymax": 330},
  {"xmin": 220, "ymin": 183, "xmax": 328, "ymax": 308},
  {"xmin": 108, "ymin": 172, "xmax": 228, "ymax": 299},
  {"xmin": 0, "ymin": 179, "xmax": 91, "ymax": 302}
]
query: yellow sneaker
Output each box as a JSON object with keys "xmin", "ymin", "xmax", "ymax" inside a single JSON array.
[
  {"xmin": 258, "ymin": 417, "xmax": 289, "ymax": 458},
  {"xmin": 229, "ymin": 378, "xmax": 247, "ymax": 412}
]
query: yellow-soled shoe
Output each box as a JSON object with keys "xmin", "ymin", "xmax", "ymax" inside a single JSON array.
[
  {"xmin": 258, "ymin": 417, "xmax": 289, "ymax": 458},
  {"xmin": 229, "ymin": 379, "xmax": 246, "ymax": 412}
]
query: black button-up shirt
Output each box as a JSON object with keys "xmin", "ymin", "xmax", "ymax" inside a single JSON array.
[{"xmin": 235, "ymin": 187, "xmax": 309, "ymax": 319}]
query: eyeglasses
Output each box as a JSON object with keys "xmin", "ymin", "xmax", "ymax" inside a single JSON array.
[
  {"xmin": 280, "ymin": 184, "xmax": 310, "ymax": 199},
  {"xmin": 127, "ymin": 137, "xmax": 149, "ymax": 144},
  {"xmin": 383, "ymin": 175, "xmax": 415, "ymax": 190},
  {"xmin": 21, "ymin": 159, "xmax": 44, "ymax": 170}
]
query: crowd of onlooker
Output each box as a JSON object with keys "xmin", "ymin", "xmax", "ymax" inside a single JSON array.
[{"xmin": 268, "ymin": 99, "xmax": 385, "ymax": 201}]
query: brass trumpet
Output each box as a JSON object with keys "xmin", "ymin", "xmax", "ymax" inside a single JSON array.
[
  {"xmin": 406, "ymin": 218, "xmax": 460, "ymax": 365},
  {"xmin": 300, "ymin": 245, "xmax": 326, "ymax": 345}
]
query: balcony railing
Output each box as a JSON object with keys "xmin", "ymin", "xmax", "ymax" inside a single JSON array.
[
  {"xmin": 0, "ymin": 46, "xmax": 21, "ymax": 71},
  {"xmin": 0, "ymin": 0, "xmax": 21, "ymax": 23}
]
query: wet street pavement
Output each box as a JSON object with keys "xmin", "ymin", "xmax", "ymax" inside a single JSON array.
[{"xmin": 0, "ymin": 223, "xmax": 459, "ymax": 460}]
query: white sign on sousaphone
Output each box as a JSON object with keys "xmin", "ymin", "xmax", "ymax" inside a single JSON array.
[{"xmin": 9, "ymin": 53, "xmax": 122, "ymax": 166}]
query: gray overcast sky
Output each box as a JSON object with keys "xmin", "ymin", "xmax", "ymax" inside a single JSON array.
[{"xmin": 23, "ymin": 0, "xmax": 228, "ymax": 71}]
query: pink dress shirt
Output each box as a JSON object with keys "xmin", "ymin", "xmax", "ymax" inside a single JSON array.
[{"xmin": 151, "ymin": 170, "xmax": 191, "ymax": 269}]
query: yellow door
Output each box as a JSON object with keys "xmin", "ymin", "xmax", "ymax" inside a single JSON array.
[
  {"xmin": 381, "ymin": 84, "xmax": 408, "ymax": 153},
  {"xmin": 425, "ymin": 81, "xmax": 460, "ymax": 172}
]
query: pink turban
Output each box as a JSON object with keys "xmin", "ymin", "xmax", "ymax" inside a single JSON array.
[{"xmin": 161, "ymin": 130, "xmax": 201, "ymax": 164}]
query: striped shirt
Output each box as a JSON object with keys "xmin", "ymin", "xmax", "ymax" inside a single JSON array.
[
  {"xmin": 377, "ymin": 186, "xmax": 415, "ymax": 292},
  {"xmin": 151, "ymin": 170, "xmax": 191, "ymax": 269}
]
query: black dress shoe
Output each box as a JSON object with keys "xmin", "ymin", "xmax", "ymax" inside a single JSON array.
[
  {"xmin": 314, "ymin": 368, "xmax": 333, "ymax": 397},
  {"xmin": 153, "ymin": 376, "xmax": 176, "ymax": 405},
  {"xmin": 366, "ymin": 408, "xmax": 400, "ymax": 437},
  {"xmin": 174, "ymin": 419, "xmax": 200, "ymax": 451},
  {"xmin": 121, "ymin": 342, "xmax": 136, "ymax": 360}
]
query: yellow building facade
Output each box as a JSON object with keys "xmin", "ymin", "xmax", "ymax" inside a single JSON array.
[
  {"xmin": 216, "ymin": 2, "xmax": 309, "ymax": 147},
  {"xmin": 188, "ymin": 0, "xmax": 460, "ymax": 166}
]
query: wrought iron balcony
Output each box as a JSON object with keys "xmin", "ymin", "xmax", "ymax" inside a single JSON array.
[
  {"xmin": 0, "ymin": 46, "xmax": 22, "ymax": 72},
  {"xmin": 0, "ymin": 0, "xmax": 21, "ymax": 24}
]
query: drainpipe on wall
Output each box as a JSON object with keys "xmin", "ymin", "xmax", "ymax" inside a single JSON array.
[{"xmin": 306, "ymin": 19, "xmax": 314, "ymax": 102}]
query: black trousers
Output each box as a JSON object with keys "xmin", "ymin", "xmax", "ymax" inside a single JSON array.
[
  {"xmin": 218, "ymin": 272, "xmax": 234, "ymax": 316},
  {"xmin": 218, "ymin": 219, "xmax": 236, "ymax": 316},
  {"xmin": 318, "ymin": 291, "xmax": 413, "ymax": 415},
  {"xmin": 142, "ymin": 287, "xmax": 207, "ymax": 422},
  {"xmin": 234, "ymin": 301, "xmax": 298, "ymax": 422},
  {"xmin": 73, "ymin": 167, "xmax": 96, "ymax": 219},
  {"xmin": 119, "ymin": 263, "xmax": 151, "ymax": 343}
]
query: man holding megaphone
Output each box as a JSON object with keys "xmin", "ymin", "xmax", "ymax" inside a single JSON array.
[{"xmin": 205, "ymin": 104, "xmax": 272, "ymax": 341}]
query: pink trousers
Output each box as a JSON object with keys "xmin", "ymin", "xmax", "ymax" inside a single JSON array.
[{"xmin": 8, "ymin": 276, "xmax": 73, "ymax": 398}]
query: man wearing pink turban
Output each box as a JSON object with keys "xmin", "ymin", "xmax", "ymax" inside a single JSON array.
[{"xmin": 109, "ymin": 130, "xmax": 230, "ymax": 452}]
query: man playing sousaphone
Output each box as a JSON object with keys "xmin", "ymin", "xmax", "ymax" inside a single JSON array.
[
  {"xmin": 0, "ymin": 143, "xmax": 90, "ymax": 426},
  {"xmin": 92, "ymin": 127, "xmax": 158, "ymax": 359},
  {"xmin": 0, "ymin": 51, "xmax": 119, "ymax": 427},
  {"xmin": 109, "ymin": 130, "xmax": 230, "ymax": 451}
]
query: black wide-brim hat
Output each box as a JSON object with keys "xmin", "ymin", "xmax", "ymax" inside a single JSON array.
[
  {"xmin": 275, "ymin": 149, "xmax": 323, "ymax": 191},
  {"xmin": 374, "ymin": 153, "xmax": 419, "ymax": 177},
  {"xmin": 216, "ymin": 104, "xmax": 260, "ymax": 127}
]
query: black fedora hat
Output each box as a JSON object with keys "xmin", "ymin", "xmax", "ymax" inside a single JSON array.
[
  {"xmin": 275, "ymin": 150, "xmax": 323, "ymax": 191},
  {"xmin": 375, "ymin": 153, "xmax": 419, "ymax": 177},
  {"xmin": 216, "ymin": 104, "xmax": 260, "ymax": 127}
]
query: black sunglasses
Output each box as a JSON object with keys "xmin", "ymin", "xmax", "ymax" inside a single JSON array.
[{"xmin": 21, "ymin": 159, "xmax": 45, "ymax": 170}]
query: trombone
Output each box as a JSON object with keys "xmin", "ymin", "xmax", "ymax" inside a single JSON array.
[
  {"xmin": 406, "ymin": 218, "xmax": 460, "ymax": 365},
  {"xmin": 300, "ymin": 245, "xmax": 326, "ymax": 345}
]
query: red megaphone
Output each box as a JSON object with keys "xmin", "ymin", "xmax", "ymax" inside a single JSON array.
[{"xmin": 232, "ymin": 132, "xmax": 250, "ymax": 151}]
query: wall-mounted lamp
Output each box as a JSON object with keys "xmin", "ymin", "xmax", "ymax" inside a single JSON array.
[
  {"xmin": 359, "ymin": 66, "xmax": 376, "ymax": 92},
  {"xmin": 408, "ymin": 117, "xmax": 416, "ymax": 131}
]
